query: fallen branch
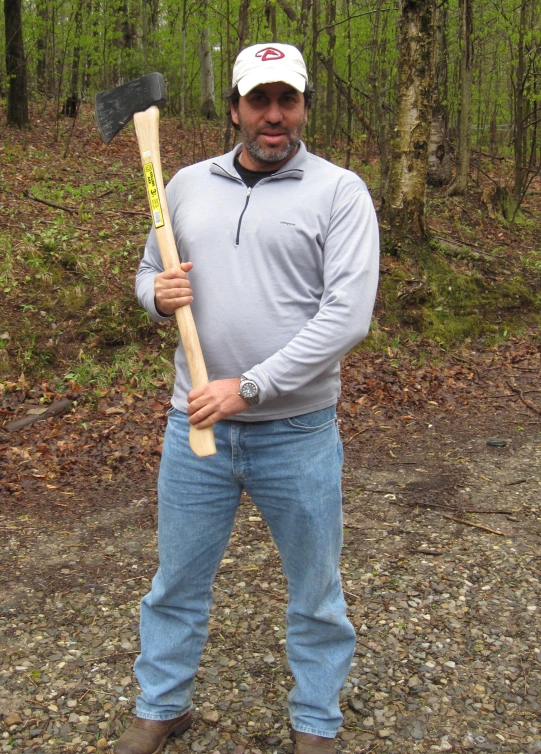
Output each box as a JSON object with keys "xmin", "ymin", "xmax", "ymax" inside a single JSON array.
[
  {"xmin": 432, "ymin": 233, "xmax": 502, "ymax": 260},
  {"xmin": 343, "ymin": 428, "xmax": 368, "ymax": 446},
  {"xmin": 24, "ymin": 191, "xmax": 148, "ymax": 217},
  {"xmin": 24, "ymin": 191, "xmax": 76, "ymax": 213},
  {"xmin": 89, "ymin": 650, "xmax": 138, "ymax": 662},
  {"xmin": 506, "ymin": 381, "xmax": 541, "ymax": 415},
  {"xmin": 5, "ymin": 399, "xmax": 72, "ymax": 431},
  {"xmin": 442, "ymin": 514, "xmax": 505, "ymax": 536},
  {"xmin": 465, "ymin": 507, "xmax": 520, "ymax": 514}
]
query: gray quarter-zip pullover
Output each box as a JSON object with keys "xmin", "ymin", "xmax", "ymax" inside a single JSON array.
[{"xmin": 136, "ymin": 141, "xmax": 379, "ymax": 421}]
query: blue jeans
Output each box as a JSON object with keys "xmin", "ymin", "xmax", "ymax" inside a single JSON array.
[{"xmin": 134, "ymin": 406, "xmax": 356, "ymax": 738}]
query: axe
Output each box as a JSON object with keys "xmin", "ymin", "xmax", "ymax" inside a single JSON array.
[{"xmin": 95, "ymin": 73, "xmax": 216, "ymax": 458}]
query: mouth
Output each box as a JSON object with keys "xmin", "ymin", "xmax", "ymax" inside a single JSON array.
[{"xmin": 259, "ymin": 130, "xmax": 287, "ymax": 145}]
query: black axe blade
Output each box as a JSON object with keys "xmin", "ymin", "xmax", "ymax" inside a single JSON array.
[{"xmin": 95, "ymin": 72, "xmax": 167, "ymax": 144}]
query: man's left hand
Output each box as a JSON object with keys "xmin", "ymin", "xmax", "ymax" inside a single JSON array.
[{"xmin": 187, "ymin": 378, "xmax": 249, "ymax": 428}]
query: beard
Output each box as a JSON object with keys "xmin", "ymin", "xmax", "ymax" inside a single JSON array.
[{"xmin": 239, "ymin": 121, "xmax": 304, "ymax": 167}]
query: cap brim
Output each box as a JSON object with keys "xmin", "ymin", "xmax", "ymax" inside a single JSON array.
[{"xmin": 238, "ymin": 69, "xmax": 306, "ymax": 96}]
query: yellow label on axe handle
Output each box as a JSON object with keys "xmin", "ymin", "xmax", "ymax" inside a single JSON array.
[{"xmin": 143, "ymin": 162, "xmax": 164, "ymax": 229}]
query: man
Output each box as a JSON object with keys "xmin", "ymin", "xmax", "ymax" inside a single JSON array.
[{"xmin": 114, "ymin": 43, "xmax": 379, "ymax": 754}]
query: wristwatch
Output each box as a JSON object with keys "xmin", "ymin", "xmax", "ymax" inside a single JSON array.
[{"xmin": 238, "ymin": 375, "xmax": 260, "ymax": 405}]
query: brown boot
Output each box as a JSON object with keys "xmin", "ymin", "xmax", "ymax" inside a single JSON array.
[
  {"xmin": 113, "ymin": 711, "xmax": 192, "ymax": 754},
  {"xmin": 292, "ymin": 730, "xmax": 336, "ymax": 753}
]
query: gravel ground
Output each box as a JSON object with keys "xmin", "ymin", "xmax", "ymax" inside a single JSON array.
[{"xmin": 1, "ymin": 415, "xmax": 540, "ymax": 754}]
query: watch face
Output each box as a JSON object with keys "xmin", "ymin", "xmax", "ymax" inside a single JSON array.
[{"xmin": 242, "ymin": 381, "xmax": 258, "ymax": 399}]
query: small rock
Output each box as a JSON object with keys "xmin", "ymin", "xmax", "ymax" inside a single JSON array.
[
  {"xmin": 410, "ymin": 720, "xmax": 424, "ymax": 740},
  {"xmin": 97, "ymin": 739, "xmax": 108, "ymax": 750},
  {"xmin": 378, "ymin": 728, "xmax": 393, "ymax": 738},
  {"xmin": 202, "ymin": 709, "xmax": 220, "ymax": 724},
  {"xmin": 4, "ymin": 713, "xmax": 22, "ymax": 725},
  {"xmin": 408, "ymin": 675, "xmax": 422, "ymax": 688},
  {"xmin": 263, "ymin": 653, "xmax": 276, "ymax": 665},
  {"xmin": 348, "ymin": 697, "xmax": 364, "ymax": 713}
]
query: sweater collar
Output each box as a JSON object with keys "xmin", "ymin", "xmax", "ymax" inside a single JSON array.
[{"xmin": 210, "ymin": 141, "xmax": 307, "ymax": 182}]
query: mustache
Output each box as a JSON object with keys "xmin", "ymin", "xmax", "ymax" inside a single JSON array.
[{"xmin": 261, "ymin": 123, "xmax": 288, "ymax": 131}]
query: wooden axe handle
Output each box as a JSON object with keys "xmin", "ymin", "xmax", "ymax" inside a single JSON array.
[{"xmin": 133, "ymin": 106, "xmax": 216, "ymax": 458}]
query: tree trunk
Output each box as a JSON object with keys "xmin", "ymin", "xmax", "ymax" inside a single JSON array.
[
  {"xmin": 265, "ymin": 0, "xmax": 277, "ymax": 40},
  {"xmin": 308, "ymin": 0, "xmax": 319, "ymax": 152},
  {"xmin": 324, "ymin": 0, "xmax": 336, "ymax": 160},
  {"xmin": 447, "ymin": 0, "xmax": 473, "ymax": 196},
  {"xmin": 427, "ymin": 112, "xmax": 451, "ymax": 185},
  {"xmin": 4, "ymin": 0, "xmax": 29, "ymax": 128},
  {"xmin": 344, "ymin": 0, "xmax": 352, "ymax": 170},
  {"xmin": 369, "ymin": 0, "xmax": 389, "ymax": 190},
  {"xmin": 238, "ymin": 0, "xmax": 250, "ymax": 47},
  {"xmin": 70, "ymin": 1, "xmax": 84, "ymax": 100},
  {"xmin": 380, "ymin": 0, "xmax": 436, "ymax": 250},
  {"xmin": 142, "ymin": 0, "xmax": 158, "ymax": 73},
  {"xmin": 512, "ymin": 0, "xmax": 528, "ymax": 214},
  {"xmin": 36, "ymin": 0, "xmax": 48, "ymax": 96},
  {"xmin": 179, "ymin": 0, "xmax": 188, "ymax": 125},
  {"xmin": 199, "ymin": 0, "xmax": 217, "ymax": 120},
  {"xmin": 427, "ymin": 0, "xmax": 451, "ymax": 186}
]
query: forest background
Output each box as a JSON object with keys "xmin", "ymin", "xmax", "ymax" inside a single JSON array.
[{"xmin": 1, "ymin": 5, "xmax": 541, "ymax": 752}]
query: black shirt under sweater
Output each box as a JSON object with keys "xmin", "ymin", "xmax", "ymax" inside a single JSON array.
[{"xmin": 234, "ymin": 155, "xmax": 276, "ymax": 188}]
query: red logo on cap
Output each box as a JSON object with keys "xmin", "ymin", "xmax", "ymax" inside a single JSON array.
[{"xmin": 256, "ymin": 47, "xmax": 285, "ymax": 62}]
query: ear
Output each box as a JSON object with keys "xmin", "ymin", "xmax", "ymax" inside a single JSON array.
[{"xmin": 230, "ymin": 101, "xmax": 240, "ymax": 126}]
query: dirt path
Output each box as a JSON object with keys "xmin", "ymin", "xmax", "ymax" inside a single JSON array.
[{"xmin": 1, "ymin": 347, "xmax": 540, "ymax": 754}]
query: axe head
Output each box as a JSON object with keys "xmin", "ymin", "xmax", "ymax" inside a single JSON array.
[{"xmin": 95, "ymin": 72, "xmax": 167, "ymax": 144}]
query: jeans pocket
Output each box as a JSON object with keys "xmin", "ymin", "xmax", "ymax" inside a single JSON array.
[{"xmin": 285, "ymin": 406, "xmax": 337, "ymax": 432}]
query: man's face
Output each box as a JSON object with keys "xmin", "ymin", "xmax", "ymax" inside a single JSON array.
[{"xmin": 231, "ymin": 82, "xmax": 308, "ymax": 171}]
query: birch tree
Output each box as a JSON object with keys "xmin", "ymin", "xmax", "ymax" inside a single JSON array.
[{"xmin": 381, "ymin": 0, "xmax": 436, "ymax": 249}]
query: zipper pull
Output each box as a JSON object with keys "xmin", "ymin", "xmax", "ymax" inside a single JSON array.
[{"xmin": 247, "ymin": 187, "xmax": 252, "ymax": 197}]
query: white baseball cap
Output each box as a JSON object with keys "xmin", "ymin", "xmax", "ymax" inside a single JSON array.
[{"xmin": 232, "ymin": 43, "xmax": 308, "ymax": 96}]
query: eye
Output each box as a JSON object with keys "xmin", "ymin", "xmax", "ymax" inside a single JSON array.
[{"xmin": 248, "ymin": 93, "xmax": 266, "ymax": 104}]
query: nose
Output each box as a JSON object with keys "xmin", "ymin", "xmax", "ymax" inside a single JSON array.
[{"xmin": 264, "ymin": 98, "xmax": 282, "ymax": 124}]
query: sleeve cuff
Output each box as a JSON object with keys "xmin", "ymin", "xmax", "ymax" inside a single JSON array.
[{"xmin": 151, "ymin": 295, "xmax": 174, "ymax": 321}]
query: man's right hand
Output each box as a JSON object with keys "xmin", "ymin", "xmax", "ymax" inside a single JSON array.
[{"xmin": 154, "ymin": 262, "xmax": 194, "ymax": 316}]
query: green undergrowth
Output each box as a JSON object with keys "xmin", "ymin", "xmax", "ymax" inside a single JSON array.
[
  {"xmin": 62, "ymin": 344, "xmax": 175, "ymax": 394},
  {"xmin": 362, "ymin": 243, "xmax": 541, "ymax": 352}
]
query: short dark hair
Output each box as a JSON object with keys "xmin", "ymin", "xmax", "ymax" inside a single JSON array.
[{"xmin": 224, "ymin": 83, "xmax": 314, "ymax": 131}]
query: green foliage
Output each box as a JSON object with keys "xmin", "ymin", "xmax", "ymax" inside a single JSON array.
[
  {"xmin": 366, "ymin": 246, "xmax": 541, "ymax": 349},
  {"xmin": 62, "ymin": 345, "xmax": 174, "ymax": 393}
]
